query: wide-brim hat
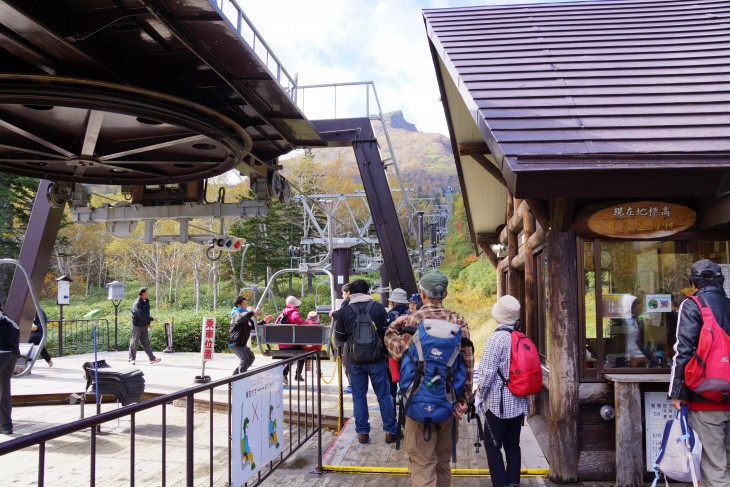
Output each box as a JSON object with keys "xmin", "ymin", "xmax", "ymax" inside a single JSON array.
[
  {"xmin": 390, "ymin": 288, "xmax": 409, "ymax": 304},
  {"xmin": 285, "ymin": 296, "xmax": 302, "ymax": 307}
]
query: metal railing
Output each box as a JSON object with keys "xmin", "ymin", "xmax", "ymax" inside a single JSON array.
[
  {"xmin": 0, "ymin": 353, "xmax": 322, "ymax": 486},
  {"xmin": 210, "ymin": 0, "xmax": 298, "ymax": 100},
  {"xmin": 44, "ymin": 319, "xmax": 111, "ymax": 357}
]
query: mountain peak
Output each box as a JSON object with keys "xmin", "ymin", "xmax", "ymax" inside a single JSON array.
[{"xmin": 383, "ymin": 111, "xmax": 418, "ymax": 132}]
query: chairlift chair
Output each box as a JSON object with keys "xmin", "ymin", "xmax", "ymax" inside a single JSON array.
[
  {"xmin": 253, "ymin": 267, "xmax": 336, "ymax": 360},
  {"xmin": 1, "ymin": 258, "xmax": 48, "ymax": 377}
]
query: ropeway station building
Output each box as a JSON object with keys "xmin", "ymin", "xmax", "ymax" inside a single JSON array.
[{"xmin": 423, "ymin": 0, "xmax": 730, "ymax": 484}]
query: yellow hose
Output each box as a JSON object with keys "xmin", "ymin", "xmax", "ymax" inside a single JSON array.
[{"xmin": 321, "ymin": 465, "xmax": 549, "ymax": 477}]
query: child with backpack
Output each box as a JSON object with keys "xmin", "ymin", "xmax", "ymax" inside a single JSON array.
[{"xmin": 475, "ymin": 295, "xmax": 531, "ymax": 487}]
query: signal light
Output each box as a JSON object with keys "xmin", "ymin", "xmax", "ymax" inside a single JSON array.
[{"xmin": 212, "ymin": 236, "xmax": 245, "ymax": 251}]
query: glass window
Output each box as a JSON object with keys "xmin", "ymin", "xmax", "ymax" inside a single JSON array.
[
  {"xmin": 597, "ymin": 241, "xmax": 691, "ymax": 371},
  {"xmin": 535, "ymin": 251, "xmax": 549, "ymax": 363},
  {"xmin": 583, "ymin": 242, "xmax": 598, "ymax": 374}
]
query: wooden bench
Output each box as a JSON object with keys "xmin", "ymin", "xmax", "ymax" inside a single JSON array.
[{"xmin": 254, "ymin": 323, "xmax": 333, "ymax": 359}]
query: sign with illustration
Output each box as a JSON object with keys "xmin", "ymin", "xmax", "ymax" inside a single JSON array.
[
  {"xmin": 721, "ymin": 264, "xmax": 730, "ymax": 298},
  {"xmin": 575, "ymin": 201, "xmax": 696, "ymax": 239},
  {"xmin": 231, "ymin": 367, "xmax": 284, "ymax": 486},
  {"xmin": 645, "ymin": 294, "xmax": 672, "ymax": 313}
]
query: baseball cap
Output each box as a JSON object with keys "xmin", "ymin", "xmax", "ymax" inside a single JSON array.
[
  {"xmin": 418, "ymin": 270, "xmax": 448, "ymax": 298},
  {"xmin": 691, "ymin": 259, "xmax": 722, "ymax": 278}
]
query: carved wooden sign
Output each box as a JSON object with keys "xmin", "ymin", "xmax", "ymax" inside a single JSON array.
[{"xmin": 575, "ymin": 201, "xmax": 696, "ymax": 239}]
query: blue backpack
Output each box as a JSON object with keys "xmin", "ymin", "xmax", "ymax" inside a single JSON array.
[{"xmin": 399, "ymin": 319, "xmax": 466, "ymax": 426}]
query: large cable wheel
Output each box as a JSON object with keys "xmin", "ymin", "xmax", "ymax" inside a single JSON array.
[
  {"xmin": 270, "ymin": 171, "xmax": 284, "ymax": 200},
  {"xmin": 0, "ymin": 75, "xmax": 252, "ymax": 185}
]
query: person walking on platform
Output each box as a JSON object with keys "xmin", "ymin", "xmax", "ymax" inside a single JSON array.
[
  {"xmin": 385, "ymin": 270, "xmax": 473, "ymax": 486},
  {"xmin": 129, "ymin": 287, "xmax": 161, "ymax": 365},
  {"xmin": 0, "ymin": 302, "xmax": 20, "ymax": 434},
  {"xmin": 229, "ymin": 296, "xmax": 269, "ymax": 375},
  {"xmin": 669, "ymin": 259, "xmax": 730, "ymax": 487},
  {"xmin": 475, "ymin": 295, "xmax": 527, "ymax": 487},
  {"xmin": 334, "ymin": 279, "xmax": 399, "ymax": 444},
  {"xmin": 29, "ymin": 308, "xmax": 52, "ymax": 367},
  {"xmin": 385, "ymin": 288, "xmax": 409, "ymax": 401}
]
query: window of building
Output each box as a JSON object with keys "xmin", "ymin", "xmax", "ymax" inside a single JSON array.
[{"xmin": 581, "ymin": 239, "xmax": 702, "ymax": 377}]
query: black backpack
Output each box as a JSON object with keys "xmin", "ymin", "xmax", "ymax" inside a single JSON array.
[
  {"xmin": 348, "ymin": 302, "xmax": 385, "ymax": 363},
  {"xmin": 0, "ymin": 311, "xmax": 20, "ymax": 356}
]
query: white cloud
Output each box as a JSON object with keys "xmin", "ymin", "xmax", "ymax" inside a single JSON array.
[{"xmin": 239, "ymin": 0, "xmax": 580, "ymax": 135}]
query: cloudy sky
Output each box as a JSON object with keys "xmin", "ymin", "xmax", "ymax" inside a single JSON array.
[{"xmin": 240, "ymin": 0, "xmax": 579, "ymax": 136}]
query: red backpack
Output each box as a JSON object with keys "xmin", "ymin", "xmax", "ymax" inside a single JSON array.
[
  {"xmin": 497, "ymin": 326, "xmax": 542, "ymax": 397},
  {"xmin": 683, "ymin": 295, "xmax": 730, "ymax": 402}
]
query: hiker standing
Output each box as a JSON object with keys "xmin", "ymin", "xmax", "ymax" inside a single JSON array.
[
  {"xmin": 475, "ymin": 295, "xmax": 528, "ymax": 487},
  {"xmin": 669, "ymin": 259, "xmax": 730, "ymax": 487},
  {"xmin": 334, "ymin": 279, "xmax": 398, "ymax": 445},
  {"xmin": 385, "ymin": 270, "xmax": 473, "ymax": 486}
]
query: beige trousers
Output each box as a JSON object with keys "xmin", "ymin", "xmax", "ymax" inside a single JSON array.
[{"xmin": 404, "ymin": 415, "xmax": 458, "ymax": 487}]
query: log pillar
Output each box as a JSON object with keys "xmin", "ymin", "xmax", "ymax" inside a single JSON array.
[
  {"xmin": 546, "ymin": 222, "xmax": 579, "ymax": 483},
  {"xmin": 523, "ymin": 207, "xmax": 536, "ymax": 338},
  {"xmin": 607, "ymin": 376, "xmax": 646, "ymax": 487},
  {"xmin": 507, "ymin": 194, "xmax": 520, "ymax": 295}
]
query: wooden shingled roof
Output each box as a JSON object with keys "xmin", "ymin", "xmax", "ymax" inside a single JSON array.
[{"xmin": 424, "ymin": 0, "xmax": 730, "ymax": 201}]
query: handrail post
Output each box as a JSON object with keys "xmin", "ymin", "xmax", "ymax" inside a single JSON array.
[{"xmin": 186, "ymin": 395, "xmax": 194, "ymax": 487}]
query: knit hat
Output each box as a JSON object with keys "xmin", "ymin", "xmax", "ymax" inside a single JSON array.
[
  {"xmin": 492, "ymin": 295, "xmax": 521, "ymax": 325},
  {"xmin": 307, "ymin": 311, "xmax": 320, "ymax": 323},
  {"xmin": 285, "ymin": 296, "xmax": 302, "ymax": 307},
  {"xmin": 390, "ymin": 288, "xmax": 409, "ymax": 304},
  {"xmin": 418, "ymin": 270, "xmax": 448, "ymax": 298}
]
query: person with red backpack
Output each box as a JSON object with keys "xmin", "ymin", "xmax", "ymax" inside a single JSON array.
[
  {"xmin": 475, "ymin": 295, "xmax": 530, "ymax": 487},
  {"xmin": 669, "ymin": 259, "xmax": 730, "ymax": 487}
]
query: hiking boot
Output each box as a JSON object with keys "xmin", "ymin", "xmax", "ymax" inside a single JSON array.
[
  {"xmin": 149, "ymin": 358, "xmax": 161, "ymax": 364},
  {"xmin": 384, "ymin": 431, "xmax": 403, "ymax": 444},
  {"xmin": 283, "ymin": 376, "xmax": 289, "ymax": 386},
  {"xmin": 295, "ymin": 375, "xmax": 305, "ymax": 382},
  {"xmin": 0, "ymin": 425, "xmax": 12, "ymax": 435},
  {"xmin": 357, "ymin": 433, "xmax": 369, "ymax": 444}
]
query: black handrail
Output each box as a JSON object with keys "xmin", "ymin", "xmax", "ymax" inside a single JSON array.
[{"xmin": 0, "ymin": 352, "xmax": 323, "ymax": 487}]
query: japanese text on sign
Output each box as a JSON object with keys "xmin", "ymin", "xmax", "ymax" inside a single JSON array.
[
  {"xmin": 644, "ymin": 391, "xmax": 675, "ymax": 471},
  {"xmin": 200, "ymin": 317, "xmax": 216, "ymax": 362}
]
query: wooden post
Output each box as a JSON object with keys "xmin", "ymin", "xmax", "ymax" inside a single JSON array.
[
  {"xmin": 546, "ymin": 220, "xmax": 579, "ymax": 483},
  {"xmin": 523, "ymin": 208, "xmax": 536, "ymax": 338},
  {"xmin": 614, "ymin": 381, "xmax": 644, "ymax": 487},
  {"xmin": 507, "ymin": 194, "xmax": 520, "ymax": 295}
]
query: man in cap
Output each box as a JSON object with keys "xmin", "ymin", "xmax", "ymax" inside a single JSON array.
[
  {"xmin": 129, "ymin": 287, "xmax": 161, "ymax": 365},
  {"xmin": 475, "ymin": 294, "xmax": 528, "ymax": 487},
  {"xmin": 669, "ymin": 259, "xmax": 730, "ymax": 486},
  {"xmin": 385, "ymin": 270, "xmax": 473, "ymax": 486}
]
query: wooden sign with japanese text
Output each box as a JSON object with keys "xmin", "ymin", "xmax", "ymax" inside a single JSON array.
[{"xmin": 575, "ymin": 201, "xmax": 696, "ymax": 239}]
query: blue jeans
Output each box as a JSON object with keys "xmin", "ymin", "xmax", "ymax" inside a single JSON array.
[{"xmin": 350, "ymin": 360, "xmax": 398, "ymax": 435}]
